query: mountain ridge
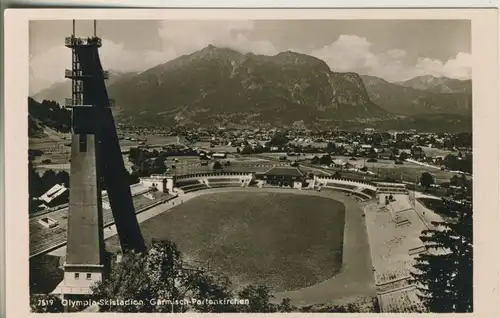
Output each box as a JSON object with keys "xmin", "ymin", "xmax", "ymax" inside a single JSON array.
[
  {"xmin": 106, "ymin": 45, "xmax": 388, "ymax": 127},
  {"xmin": 30, "ymin": 45, "xmax": 472, "ymax": 130},
  {"xmin": 395, "ymin": 75, "xmax": 472, "ymax": 94},
  {"xmin": 361, "ymin": 74, "xmax": 472, "ymax": 116}
]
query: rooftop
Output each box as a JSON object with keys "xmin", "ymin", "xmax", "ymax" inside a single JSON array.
[{"xmin": 39, "ymin": 184, "xmax": 68, "ymax": 204}]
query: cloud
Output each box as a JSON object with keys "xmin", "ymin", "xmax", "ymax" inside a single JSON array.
[
  {"xmin": 309, "ymin": 34, "xmax": 471, "ymax": 82},
  {"xmin": 156, "ymin": 20, "xmax": 277, "ymax": 56},
  {"xmin": 310, "ymin": 35, "xmax": 376, "ymax": 73},
  {"xmin": 30, "ymin": 39, "xmax": 176, "ymax": 94},
  {"xmin": 387, "ymin": 49, "xmax": 407, "ymax": 59},
  {"xmin": 30, "ymin": 20, "xmax": 280, "ymax": 94},
  {"xmin": 415, "ymin": 52, "xmax": 472, "ymax": 80},
  {"xmin": 30, "ymin": 25, "xmax": 471, "ymax": 94}
]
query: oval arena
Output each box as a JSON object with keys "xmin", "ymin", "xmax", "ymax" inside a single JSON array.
[
  {"xmin": 104, "ymin": 168, "xmax": 379, "ymax": 305},
  {"xmin": 30, "ymin": 166, "xmax": 427, "ymax": 312}
]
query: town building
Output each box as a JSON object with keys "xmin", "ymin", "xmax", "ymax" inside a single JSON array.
[
  {"xmin": 378, "ymin": 149, "xmax": 394, "ymax": 160},
  {"xmin": 256, "ymin": 166, "xmax": 306, "ymax": 189}
]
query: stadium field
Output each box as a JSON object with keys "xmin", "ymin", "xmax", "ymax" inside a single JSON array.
[{"xmin": 106, "ymin": 190, "xmax": 346, "ymax": 292}]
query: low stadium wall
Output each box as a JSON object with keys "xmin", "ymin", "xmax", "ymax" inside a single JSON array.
[
  {"xmin": 174, "ymin": 172, "xmax": 254, "ymax": 180},
  {"xmin": 315, "ymin": 176, "xmax": 378, "ymax": 191}
]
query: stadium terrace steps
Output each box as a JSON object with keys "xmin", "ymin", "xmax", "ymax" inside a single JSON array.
[
  {"xmin": 408, "ymin": 245, "xmax": 427, "ymax": 256},
  {"xmin": 208, "ymin": 183, "xmax": 244, "ymax": 189},
  {"xmin": 361, "ymin": 188, "xmax": 377, "ymax": 197},
  {"xmin": 364, "ymin": 194, "xmax": 429, "ymax": 313},
  {"xmin": 378, "ymin": 286, "xmax": 427, "ymax": 313},
  {"xmin": 376, "ymin": 182, "xmax": 409, "ymax": 195},
  {"xmin": 174, "ymin": 173, "xmax": 254, "ymax": 192},
  {"xmin": 180, "ymin": 183, "xmax": 209, "ymax": 193}
]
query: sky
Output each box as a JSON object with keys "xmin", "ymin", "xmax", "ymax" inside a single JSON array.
[{"xmin": 29, "ymin": 20, "xmax": 471, "ymax": 94}]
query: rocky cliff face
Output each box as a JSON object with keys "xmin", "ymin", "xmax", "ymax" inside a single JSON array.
[{"xmin": 106, "ymin": 46, "xmax": 386, "ymax": 127}]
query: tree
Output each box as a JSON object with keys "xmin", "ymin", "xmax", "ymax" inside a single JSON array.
[
  {"xmin": 30, "ymin": 294, "xmax": 64, "ymax": 313},
  {"xmin": 269, "ymin": 132, "xmax": 289, "ymax": 147},
  {"xmin": 240, "ymin": 145, "xmax": 253, "ymax": 155},
  {"xmin": 319, "ymin": 154, "xmax": 332, "ymax": 166},
  {"xmin": 237, "ymin": 284, "xmax": 276, "ymax": 313},
  {"xmin": 127, "ymin": 169, "xmax": 141, "ymax": 185},
  {"xmin": 278, "ymin": 298, "xmax": 297, "ymax": 312},
  {"xmin": 420, "ymin": 172, "xmax": 434, "ymax": 189},
  {"xmin": 443, "ymin": 154, "xmax": 459, "ymax": 171},
  {"xmin": 29, "ymin": 161, "xmax": 43, "ymax": 197},
  {"xmin": 188, "ymin": 273, "xmax": 236, "ymax": 313},
  {"xmin": 213, "ymin": 161, "xmax": 223, "ymax": 170},
  {"xmin": 91, "ymin": 239, "xmax": 236, "ymax": 313},
  {"xmin": 410, "ymin": 201, "xmax": 472, "ymax": 312},
  {"xmin": 326, "ymin": 142, "xmax": 336, "ymax": 153},
  {"xmin": 152, "ymin": 157, "xmax": 167, "ymax": 174},
  {"xmin": 450, "ymin": 175, "xmax": 460, "ymax": 187}
]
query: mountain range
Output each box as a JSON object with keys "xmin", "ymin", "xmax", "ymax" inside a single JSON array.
[
  {"xmin": 361, "ymin": 75, "xmax": 472, "ymax": 116},
  {"xmin": 30, "ymin": 45, "xmax": 472, "ymax": 131}
]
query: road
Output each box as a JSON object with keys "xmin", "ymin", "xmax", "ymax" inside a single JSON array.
[{"xmin": 404, "ymin": 159, "xmax": 441, "ymax": 170}]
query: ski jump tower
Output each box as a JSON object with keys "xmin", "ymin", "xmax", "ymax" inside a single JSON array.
[{"xmin": 56, "ymin": 20, "xmax": 146, "ymax": 297}]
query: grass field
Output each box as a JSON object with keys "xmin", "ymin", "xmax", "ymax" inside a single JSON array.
[
  {"xmin": 375, "ymin": 165, "xmax": 458, "ymax": 184},
  {"xmin": 192, "ymin": 141, "xmax": 237, "ymax": 153},
  {"xmin": 105, "ymin": 191, "xmax": 346, "ymax": 292}
]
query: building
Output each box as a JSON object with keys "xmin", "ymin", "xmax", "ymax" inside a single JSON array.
[
  {"xmin": 378, "ymin": 149, "xmax": 394, "ymax": 160},
  {"xmin": 256, "ymin": 166, "xmax": 306, "ymax": 189},
  {"xmin": 212, "ymin": 152, "xmax": 227, "ymax": 159},
  {"xmin": 140, "ymin": 175, "xmax": 174, "ymax": 193},
  {"xmin": 38, "ymin": 184, "xmax": 69, "ymax": 207},
  {"xmin": 412, "ymin": 147, "xmax": 425, "ymax": 159}
]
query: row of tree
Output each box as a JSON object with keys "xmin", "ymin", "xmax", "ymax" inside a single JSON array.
[
  {"xmin": 410, "ymin": 199, "xmax": 472, "ymax": 312},
  {"xmin": 441, "ymin": 153, "xmax": 472, "ymax": 174},
  {"xmin": 28, "ymin": 98, "xmax": 71, "ymax": 136},
  {"xmin": 128, "ymin": 148, "xmax": 168, "ymax": 177},
  {"xmin": 31, "ymin": 239, "xmax": 376, "ymax": 313}
]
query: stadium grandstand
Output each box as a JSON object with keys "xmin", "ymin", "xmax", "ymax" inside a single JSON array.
[
  {"xmin": 173, "ymin": 172, "xmax": 254, "ymax": 193},
  {"xmin": 365, "ymin": 193, "xmax": 429, "ymax": 313},
  {"xmin": 313, "ymin": 176, "xmax": 378, "ymax": 201},
  {"xmin": 375, "ymin": 182, "xmax": 409, "ymax": 195}
]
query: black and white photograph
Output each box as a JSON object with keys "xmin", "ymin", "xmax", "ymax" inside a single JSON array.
[{"xmin": 13, "ymin": 13, "xmax": 485, "ymax": 314}]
